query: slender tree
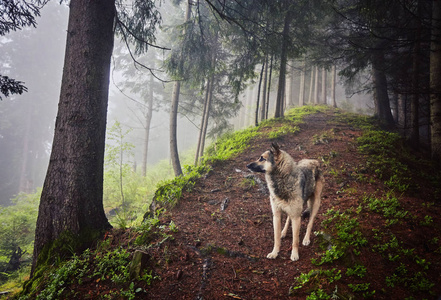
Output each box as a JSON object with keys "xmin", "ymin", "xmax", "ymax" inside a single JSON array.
[{"xmin": 430, "ymin": 0, "xmax": 441, "ymax": 163}]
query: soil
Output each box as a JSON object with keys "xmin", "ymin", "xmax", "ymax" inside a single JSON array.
[{"xmin": 70, "ymin": 110, "xmax": 441, "ymax": 299}]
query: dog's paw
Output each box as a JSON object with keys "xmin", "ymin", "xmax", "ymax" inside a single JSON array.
[
  {"xmin": 290, "ymin": 252, "xmax": 299, "ymax": 261},
  {"xmin": 302, "ymin": 239, "xmax": 311, "ymax": 246},
  {"xmin": 266, "ymin": 252, "xmax": 278, "ymax": 259}
]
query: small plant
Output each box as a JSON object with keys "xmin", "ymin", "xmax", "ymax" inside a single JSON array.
[
  {"xmin": 420, "ymin": 215, "xmax": 433, "ymax": 226},
  {"xmin": 346, "ymin": 264, "xmax": 367, "ymax": 278}
]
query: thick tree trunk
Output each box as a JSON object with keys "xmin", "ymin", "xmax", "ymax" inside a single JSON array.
[
  {"xmin": 32, "ymin": 0, "xmax": 114, "ymax": 275},
  {"xmin": 371, "ymin": 51, "xmax": 395, "ymax": 126},
  {"xmin": 430, "ymin": 0, "xmax": 441, "ymax": 163},
  {"xmin": 141, "ymin": 75, "xmax": 154, "ymax": 177}
]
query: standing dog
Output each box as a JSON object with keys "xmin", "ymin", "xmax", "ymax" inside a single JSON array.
[{"xmin": 246, "ymin": 143, "xmax": 324, "ymax": 261}]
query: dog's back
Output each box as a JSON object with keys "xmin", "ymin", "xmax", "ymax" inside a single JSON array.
[{"xmin": 266, "ymin": 150, "xmax": 322, "ymax": 204}]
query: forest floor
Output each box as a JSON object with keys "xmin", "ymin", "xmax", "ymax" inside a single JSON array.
[{"xmin": 22, "ymin": 108, "xmax": 441, "ymax": 299}]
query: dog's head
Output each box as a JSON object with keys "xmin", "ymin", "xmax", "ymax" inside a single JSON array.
[{"xmin": 246, "ymin": 143, "xmax": 281, "ymax": 173}]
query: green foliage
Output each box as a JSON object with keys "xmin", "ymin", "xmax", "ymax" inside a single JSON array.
[
  {"xmin": 267, "ymin": 124, "xmax": 300, "ymax": 139},
  {"xmin": 346, "ymin": 264, "xmax": 367, "ymax": 278},
  {"xmin": 357, "ymin": 129, "xmax": 411, "ymax": 191},
  {"xmin": 205, "ymin": 127, "xmax": 260, "ymax": 163},
  {"xmin": 153, "ymin": 164, "xmax": 210, "ymax": 209},
  {"xmin": 313, "ymin": 209, "xmax": 367, "ymax": 265},
  {"xmin": 26, "ymin": 244, "xmax": 158, "ymax": 300},
  {"xmin": 363, "ymin": 192, "xmax": 409, "ymax": 226},
  {"xmin": 0, "ymin": 190, "xmax": 40, "ymax": 283},
  {"xmin": 104, "ymin": 121, "xmax": 159, "ymax": 228}
]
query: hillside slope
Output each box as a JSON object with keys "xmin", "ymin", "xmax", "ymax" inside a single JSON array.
[
  {"xmin": 20, "ymin": 107, "xmax": 441, "ymax": 299},
  {"xmin": 141, "ymin": 108, "xmax": 441, "ymax": 299}
]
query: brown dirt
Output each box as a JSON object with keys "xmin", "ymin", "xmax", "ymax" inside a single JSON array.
[{"xmin": 73, "ymin": 110, "xmax": 441, "ymax": 299}]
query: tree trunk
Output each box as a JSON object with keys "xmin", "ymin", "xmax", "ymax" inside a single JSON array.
[
  {"xmin": 274, "ymin": 5, "xmax": 293, "ymax": 118},
  {"xmin": 430, "ymin": 0, "xmax": 441, "ymax": 163},
  {"xmin": 287, "ymin": 60, "xmax": 295, "ymax": 107},
  {"xmin": 170, "ymin": 81, "xmax": 183, "ymax": 176},
  {"xmin": 313, "ymin": 66, "xmax": 319, "ymax": 104},
  {"xmin": 32, "ymin": 0, "xmax": 114, "ymax": 275},
  {"xmin": 266, "ymin": 55, "xmax": 273, "ymax": 119},
  {"xmin": 371, "ymin": 51, "xmax": 395, "ymax": 126},
  {"xmin": 199, "ymin": 73, "xmax": 215, "ymax": 161},
  {"xmin": 410, "ymin": 0, "xmax": 422, "ymax": 147},
  {"xmin": 321, "ymin": 67, "xmax": 327, "ymax": 105},
  {"xmin": 195, "ymin": 79, "xmax": 211, "ymax": 165},
  {"xmin": 169, "ymin": 1, "xmax": 191, "ymax": 176},
  {"xmin": 260, "ymin": 55, "xmax": 268, "ymax": 121},
  {"xmin": 331, "ymin": 65, "xmax": 337, "ymax": 108},
  {"xmin": 141, "ymin": 75, "xmax": 154, "ymax": 177},
  {"xmin": 299, "ymin": 60, "xmax": 305, "ymax": 106},
  {"xmin": 308, "ymin": 66, "xmax": 314, "ymax": 104},
  {"xmin": 255, "ymin": 63, "xmax": 265, "ymax": 126}
]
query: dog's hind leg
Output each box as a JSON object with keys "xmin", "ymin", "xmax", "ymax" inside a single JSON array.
[
  {"xmin": 302, "ymin": 180, "xmax": 323, "ymax": 246},
  {"xmin": 281, "ymin": 216, "xmax": 290, "ymax": 238},
  {"xmin": 290, "ymin": 215, "xmax": 301, "ymax": 261},
  {"xmin": 267, "ymin": 207, "xmax": 282, "ymax": 259}
]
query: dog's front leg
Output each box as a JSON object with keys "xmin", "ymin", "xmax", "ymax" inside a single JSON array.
[
  {"xmin": 290, "ymin": 216, "xmax": 301, "ymax": 261},
  {"xmin": 267, "ymin": 208, "xmax": 282, "ymax": 259}
]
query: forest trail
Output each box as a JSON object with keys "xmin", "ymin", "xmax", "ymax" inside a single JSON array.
[
  {"xmin": 60, "ymin": 108, "xmax": 441, "ymax": 300},
  {"xmin": 139, "ymin": 109, "xmax": 441, "ymax": 299}
]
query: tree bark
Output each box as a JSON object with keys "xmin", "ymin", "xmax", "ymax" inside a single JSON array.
[
  {"xmin": 331, "ymin": 65, "xmax": 337, "ymax": 108},
  {"xmin": 371, "ymin": 50, "xmax": 395, "ymax": 126},
  {"xmin": 430, "ymin": 0, "xmax": 441, "ymax": 163},
  {"xmin": 410, "ymin": 0, "xmax": 422, "ymax": 147},
  {"xmin": 321, "ymin": 67, "xmax": 327, "ymax": 105},
  {"xmin": 32, "ymin": 0, "xmax": 114, "ymax": 275},
  {"xmin": 313, "ymin": 66, "xmax": 319, "ymax": 104},
  {"xmin": 298, "ymin": 60, "xmax": 305, "ymax": 106},
  {"xmin": 274, "ymin": 5, "xmax": 293, "ymax": 118},
  {"xmin": 266, "ymin": 55, "xmax": 273, "ymax": 119},
  {"xmin": 308, "ymin": 66, "xmax": 314, "ymax": 104},
  {"xmin": 170, "ymin": 81, "xmax": 183, "ymax": 176},
  {"xmin": 169, "ymin": 1, "xmax": 191, "ymax": 176},
  {"xmin": 141, "ymin": 75, "xmax": 154, "ymax": 177},
  {"xmin": 255, "ymin": 63, "xmax": 265, "ymax": 126},
  {"xmin": 260, "ymin": 55, "xmax": 268, "ymax": 121},
  {"xmin": 195, "ymin": 79, "xmax": 211, "ymax": 165}
]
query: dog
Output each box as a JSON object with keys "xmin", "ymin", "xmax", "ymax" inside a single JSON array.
[{"xmin": 246, "ymin": 143, "xmax": 324, "ymax": 261}]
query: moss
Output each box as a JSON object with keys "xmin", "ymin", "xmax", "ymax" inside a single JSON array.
[{"xmin": 20, "ymin": 227, "xmax": 107, "ymax": 297}]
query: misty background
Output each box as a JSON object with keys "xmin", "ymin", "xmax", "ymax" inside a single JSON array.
[{"xmin": 0, "ymin": 1, "xmax": 372, "ymax": 207}]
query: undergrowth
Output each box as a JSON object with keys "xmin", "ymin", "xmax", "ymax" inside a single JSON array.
[{"xmin": 291, "ymin": 110, "xmax": 440, "ymax": 299}]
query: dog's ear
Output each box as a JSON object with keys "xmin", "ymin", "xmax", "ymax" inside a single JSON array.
[{"xmin": 270, "ymin": 142, "xmax": 281, "ymax": 156}]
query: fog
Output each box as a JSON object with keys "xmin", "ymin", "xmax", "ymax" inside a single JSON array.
[{"xmin": 0, "ymin": 2, "xmax": 372, "ymax": 206}]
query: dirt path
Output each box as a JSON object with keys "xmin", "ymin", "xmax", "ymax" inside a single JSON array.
[{"xmin": 144, "ymin": 110, "xmax": 395, "ymax": 299}]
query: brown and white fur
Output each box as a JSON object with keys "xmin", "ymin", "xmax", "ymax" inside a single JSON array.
[{"xmin": 246, "ymin": 143, "xmax": 324, "ymax": 261}]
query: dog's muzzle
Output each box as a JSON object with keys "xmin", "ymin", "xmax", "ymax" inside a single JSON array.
[{"xmin": 247, "ymin": 162, "xmax": 265, "ymax": 173}]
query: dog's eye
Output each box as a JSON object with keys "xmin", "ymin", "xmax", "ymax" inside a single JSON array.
[{"xmin": 259, "ymin": 156, "xmax": 266, "ymax": 162}]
